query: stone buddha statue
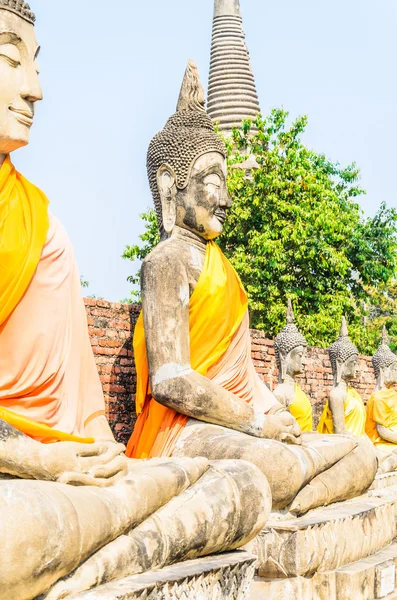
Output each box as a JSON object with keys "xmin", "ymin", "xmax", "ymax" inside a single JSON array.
[
  {"xmin": 273, "ymin": 300, "xmax": 313, "ymax": 432},
  {"xmin": 0, "ymin": 4, "xmax": 271, "ymax": 598},
  {"xmin": 126, "ymin": 59, "xmax": 377, "ymax": 517},
  {"xmin": 317, "ymin": 317, "xmax": 367, "ymax": 437},
  {"xmin": 366, "ymin": 327, "xmax": 397, "ymax": 451}
]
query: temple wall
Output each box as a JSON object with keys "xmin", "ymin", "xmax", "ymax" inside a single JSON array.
[{"xmin": 85, "ymin": 299, "xmax": 376, "ymax": 443}]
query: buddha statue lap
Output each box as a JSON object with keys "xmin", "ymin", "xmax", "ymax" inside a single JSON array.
[
  {"xmin": 365, "ymin": 327, "xmax": 397, "ymax": 473},
  {"xmin": 273, "ymin": 300, "xmax": 313, "ymax": 432},
  {"xmin": 0, "ymin": 5, "xmax": 271, "ymax": 599},
  {"xmin": 318, "ymin": 318, "xmax": 367, "ymax": 438},
  {"xmin": 126, "ymin": 60, "xmax": 377, "ymax": 516}
]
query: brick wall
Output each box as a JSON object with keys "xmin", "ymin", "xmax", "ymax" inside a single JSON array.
[{"xmin": 85, "ymin": 299, "xmax": 376, "ymax": 443}]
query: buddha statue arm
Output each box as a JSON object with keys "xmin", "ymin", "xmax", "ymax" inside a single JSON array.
[
  {"xmin": 329, "ymin": 387, "xmax": 346, "ymax": 434},
  {"xmin": 142, "ymin": 258, "xmax": 300, "ymax": 443},
  {"xmin": 85, "ymin": 414, "xmax": 117, "ymax": 442},
  {"xmin": 376, "ymin": 423, "xmax": 397, "ymax": 444},
  {"xmin": 0, "ymin": 418, "xmax": 127, "ymax": 485},
  {"xmin": 273, "ymin": 383, "xmax": 295, "ymax": 408}
]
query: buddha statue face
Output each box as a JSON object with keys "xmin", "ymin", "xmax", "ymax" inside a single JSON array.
[
  {"xmin": 158, "ymin": 150, "xmax": 231, "ymax": 240},
  {"xmin": 339, "ymin": 353, "xmax": 359, "ymax": 382},
  {"xmin": 285, "ymin": 345, "xmax": 306, "ymax": 378},
  {"xmin": 383, "ymin": 361, "xmax": 397, "ymax": 388},
  {"xmin": 0, "ymin": 9, "xmax": 42, "ymax": 155}
]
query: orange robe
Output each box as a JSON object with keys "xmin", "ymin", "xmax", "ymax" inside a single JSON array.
[
  {"xmin": 289, "ymin": 384, "xmax": 313, "ymax": 432},
  {"xmin": 366, "ymin": 389, "xmax": 397, "ymax": 449},
  {"xmin": 0, "ymin": 157, "xmax": 104, "ymax": 443},
  {"xmin": 126, "ymin": 241, "xmax": 279, "ymax": 459},
  {"xmin": 317, "ymin": 387, "xmax": 366, "ymax": 438}
]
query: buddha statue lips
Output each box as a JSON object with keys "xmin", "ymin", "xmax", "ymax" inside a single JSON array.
[{"xmin": 127, "ymin": 59, "xmax": 378, "ymax": 516}]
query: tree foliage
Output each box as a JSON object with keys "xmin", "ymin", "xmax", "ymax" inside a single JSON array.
[{"xmin": 122, "ymin": 109, "xmax": 397, "ymax": 353}]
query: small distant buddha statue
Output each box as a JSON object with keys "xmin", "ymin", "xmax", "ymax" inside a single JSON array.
[
  {"xmin": 317, "ymin": 317, "xmax": 366, "ymax": 437},
  {"xmin": 366, "ymin": 327, "xmax": 397, "ymax": 450},
  {"xmin": 273, "ymin": 300, "xmax": 313, "ymax": 432},
  {"xmin": 126, "ymin": 59, "xmax": 377, "ymax": 516},
  {"xmin": 0, "ymin": 5, "xmax": 271, "ymax": 598}
]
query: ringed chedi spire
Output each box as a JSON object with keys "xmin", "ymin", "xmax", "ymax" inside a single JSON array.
[{"xmin": 208, "ymin": 0, "xmax": 261, "ymax": 135}]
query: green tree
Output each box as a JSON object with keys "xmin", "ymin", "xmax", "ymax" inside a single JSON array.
[{"xmin": 122, "ymin": 109, "xmax": 397, "ymax": 353}]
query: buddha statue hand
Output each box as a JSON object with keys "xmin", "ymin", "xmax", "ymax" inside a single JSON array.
[
  {"xmin": 255, "ymin": 410, "xmax": 302, "ymax": 444},
  {"xmin": 39, "ymin": 440, "xmax": 128, "ymax": 486}
]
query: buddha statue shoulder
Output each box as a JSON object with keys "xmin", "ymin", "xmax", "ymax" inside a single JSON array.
[
  {"xmin": 126, "ymin": 60, "xmax": 377, "ymax": 517},
  {"xmin": 0, "ymin": 6, "xmax": 271, "ymax": 599},
  {"xmin": 273, "ymin": 300, "xmax": 313, "ymax": 432},
  {"xmin": 318, "ymin": 317, "xmax": 366, "ymax": 437}
]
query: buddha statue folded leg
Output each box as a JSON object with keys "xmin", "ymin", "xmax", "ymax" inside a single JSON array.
[
  {"xmin": 1, "ymin": 457, "xmax": 271, "ymax": 600},
  {"xmin": 173, "ymin": 423, "xmax": 377, "ymax": 515}
]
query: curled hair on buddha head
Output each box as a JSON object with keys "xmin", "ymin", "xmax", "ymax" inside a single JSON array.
[
  {"xmin": 0, "ymin": 0, "xmax": 35, "ymax": 24},
  {"xmin": 328, "ymin": 317, "xmax": 359, "ymax": 375},
  {"xmin": 372, "ymin": 326, "xmax": 397, "ymax": 380},
  {"xmin": 147, "ymin": 59, "xmax": 226, "ymax": 235},
  {"xmin": 274, "ymin": 299, "xmax": 307, "ymax": 375}
]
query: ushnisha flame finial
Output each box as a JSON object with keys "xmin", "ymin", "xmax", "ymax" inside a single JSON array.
[
  {"xmin": 0, "ymin": 0, "xmax": 35, "ymax": 24},
  {"xmin": 177, "ymin": 59, "xmax": 206, "ymax": 113},
  {"xmin": 328, "ymin": 316, "xmax": 358, "ymax": 373},
  {"xmin": 286, "ymin": 298, "xmax": 295, "ymax": 325},
  {"xmin": 372, "ymin": 325, "xmax": 397, "ymax": 379}
]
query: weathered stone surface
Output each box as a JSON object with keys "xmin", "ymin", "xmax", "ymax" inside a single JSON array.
[
  {"xmin": 66, "ymin": 552, "xmax": 256, "ymax": 600},
  {"xmin": 250, "ymin": 541, "xmax": 397, "ymax": 599},
  {"xmin": 371, "ymin": 472, "xmax": 397, "ymax": 490},
  {"xmin": 247, "ymin": 493, "xmax": 397, "ymax": 578}
]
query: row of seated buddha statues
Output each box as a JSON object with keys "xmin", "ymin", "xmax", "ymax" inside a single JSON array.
[
  {"xmin": 274, "ymin": 301, "xmax": 397, "ymax": 474},
  {"xmin": 0, "ymin": 5, "xmax": 273, "ymax": 600}
]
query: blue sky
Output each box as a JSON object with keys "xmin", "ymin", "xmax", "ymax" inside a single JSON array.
[{"xmin": 14, "ymin": 0, "xmax": 397, "ymax": 301}]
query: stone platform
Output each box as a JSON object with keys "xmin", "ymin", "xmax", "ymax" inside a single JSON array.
[
  {"xmin": 68, "ymin": 551, "xmax": 256, "ymax": 600},
  {"xmin": 246, "ymin": 487, "xmax": 397, "ymax": 599},
  {"xmin": 245, "ymin": 492, "xmax": 397, "ymax": 578},
  {"xmin": 250, "ymin": 541, "xmax": 397, "ymax": 600}
]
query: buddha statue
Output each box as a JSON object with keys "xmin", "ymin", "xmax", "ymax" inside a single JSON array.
[
  {"xmin": 366, "ymin": 327, "xmax": 397, "ymax": 451},
  {"xmin": 126, "ymin": 60, "xmax": 377, "ymax": 517},
  {"xmin": 0, "ymin": 4, "xmax": 272, "ymax": 599},
  {"xmin": 318, "ymin": 317, "xmax": 367, "ymax": 437},
  {"xmin": 273, "ymin": 299, "xmax": 313, "ymax": 432}
]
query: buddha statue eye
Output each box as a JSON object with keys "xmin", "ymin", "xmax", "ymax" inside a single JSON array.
[
  {"xmin": 0, "ymin": 43, "xmax": 21, "ymax": 68},
  {"xmin": 203, "ymin": 173, "xmax": 221, "ymax": 188}
]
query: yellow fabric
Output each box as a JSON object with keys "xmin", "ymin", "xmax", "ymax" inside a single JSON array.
[
  {"xmin": 126, "ymin": 241, "xmax": 248, "ymax": 459},
  {"xmin": 290, "ymin": 384, "xmax": 313, "ymax": 432},
  {"xmin": 0, "ymin": 407, "xmax": 94, "ymax": 444},
  {"xmin": 317, "ymin": 387, "xmax": 366, "ymax": 437},
  {"xmin": 0, "ymin": 155, "xmax": 49, "ymax": 326},
  {"xmin": 366, "ymin": 388, "xmax": 397, "ymax": 448}
]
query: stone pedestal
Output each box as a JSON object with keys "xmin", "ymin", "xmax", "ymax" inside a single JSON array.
[
  {"xmin": 67, "ymin": 551, "xmax": 256, "ymax": 600},
  {"xmin": 245, "ymin": 493, "xmax": 397, "ymax": 578},
  {"xmin": 246, "ymin": 489, "xmax": 397, "ymax": 599}
]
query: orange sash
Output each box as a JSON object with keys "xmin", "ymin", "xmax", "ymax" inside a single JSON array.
[
  {"xmin": 0, "ymin": 156, "xmax": 93, "ymax": 444},
  {"xmin": 126, "ymin": 241, "xmax": 248, "ymax": 459}
]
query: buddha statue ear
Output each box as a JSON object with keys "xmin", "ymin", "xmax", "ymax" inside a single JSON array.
[
  {"xmin": 157, "ymin": 164, "xmax": 177, "ymax": 234},
  {"xmin": 280, "ymin": 352, "xmax": 288, "ymax": 382},
  {"xmin": 335, "ymin": 357, "xmax": 343, "ymax": 385}
]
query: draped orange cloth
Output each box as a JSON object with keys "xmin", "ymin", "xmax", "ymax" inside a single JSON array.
[
  {"xmin": 317, "ymin": 387, "xmax": 366, "ymax": 438},
  {"xmin": 126, "ymin": 241, "xmax": 250, "ymax": 459},
  {"xmin": 0, "ymin": 157, "xmax": 100, "ymax": 444},
  {"xmin": 366, "ymin": 388, "xmax": 397, "ymax": 449},
  {"xmin": 0, "ymin": 155, "xmax": 49, "ymax": 326}
]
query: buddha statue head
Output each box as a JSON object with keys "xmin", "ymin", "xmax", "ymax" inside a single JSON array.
[
  {"xmin": 372, "ymin": 326, "xmax": 397, "ymax": 390},
  {"xmin": 329, "ymin": 317, "xmax": 359, "ymax": 386},
  {"xmin": 147, "ymin": 59, "xmax": 230, "ymax": 240},
  {"xmin": 274, "ymin": 299, "xmax": 307, "ymax": 382},
  {"xmin": 0, "ymin": 0, "xmax": 41, "ymax": 156}
]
